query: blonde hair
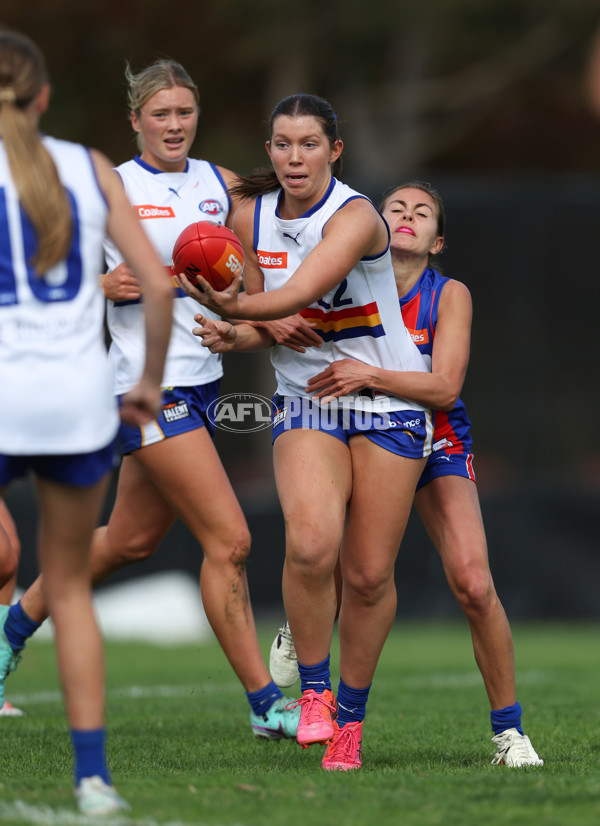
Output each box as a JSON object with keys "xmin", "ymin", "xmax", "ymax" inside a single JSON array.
[
  {"xmin": 0, "ymin": 30, "xmax": 72, "ymax": 274},
  {"xmin": 125, "ymin": 59, "xmax": 200, "ymax": 153}
]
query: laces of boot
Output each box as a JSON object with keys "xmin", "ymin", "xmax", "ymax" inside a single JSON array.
[
  {"xmin": 496, "ymin": 731, "xmax": 534, "ymax": 760},
  {"xmin": 330, "ymin": 725, "xmax": 357, "ymax": 758},
  {"xmin": 303, "ymin": 692, "xmax": 335, "ymax": 723},
  {"xmin": 509, "ymin": 736, "xmax": 535, "ymax": 759}
]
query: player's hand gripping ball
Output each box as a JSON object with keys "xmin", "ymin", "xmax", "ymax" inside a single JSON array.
[{"xmin": 172, "ymin": 220, "xmax": 244, "ymax": 291}]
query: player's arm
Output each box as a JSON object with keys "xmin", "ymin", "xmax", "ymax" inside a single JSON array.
[
  {"xmin": 177, "ymin": 198, "xmax": 387, "ymax": 320},
  {"xmin": 307, "ymin": 280, "xmax": 472, "ymax": 411},
  {"xmin": 218, "ymin": 165, "xmax": 244, "ymax": 228},
  {"xmin": 92, "ymin": 149, "xmax": 172, "ymax": 420},
  {"xmin": 230, "ymin": 201, "xmax": 322, "ymax": 353},
  {"xmin": 192, "ymin": 314, "xmax": 274, "ymax": 353}
]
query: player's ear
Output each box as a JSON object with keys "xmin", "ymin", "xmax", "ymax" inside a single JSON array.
[
  {"xmin": 265, "ymin": 140, "xmax": 272, "ymax": 161},
  {"xmin": 329, "ymin": 139, "xmax": 343, "ymax": 164},
  {"xmin": 430, "ymin": 236, "xmax": 444, "ymax": 255},
  {"xmin": 130, "ymin": 110, "xmax": 141, "ymax": 134},
  {"xmin": 35, "ymin": 83, "xmax": 51, "ymax": 115}
]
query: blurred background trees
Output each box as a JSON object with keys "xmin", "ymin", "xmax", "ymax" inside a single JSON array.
[
  {"xmin": 3, "ymin": 0, "xmax": 600, "ymax": 615},
  {"xmin": 3, "ymin": 0, "xmax": 599, "ymax": 182}
]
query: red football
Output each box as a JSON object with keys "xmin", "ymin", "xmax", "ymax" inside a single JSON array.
[{"xmin": 172, "ymin": 220, "xmax": 244, "ymax": 291}]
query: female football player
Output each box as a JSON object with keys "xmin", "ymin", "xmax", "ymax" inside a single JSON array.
[
  {"xmin": 0, "ymin": 58, "xmax": 301, "ymax": 742},
  {"xmin": 179, "ymin": 93, "xmax": 433, "ymax": 771},
  {"xmin": 0, "ymin": 30, "xmax": 172, "ymax": 813},
  {"xmin": 271, "ymin": 181, "xmax": 543, "ymax": 768}
]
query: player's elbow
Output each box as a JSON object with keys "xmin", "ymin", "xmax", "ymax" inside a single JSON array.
[{"xmin": 435, "ymin": 384, "xmax": 461, "ymax": 412}]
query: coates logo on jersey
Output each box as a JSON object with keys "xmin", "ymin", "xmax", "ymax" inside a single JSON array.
[
  {"xmin": 407, "ymin": 327, "xmax": 430, "ymax": 345},
  {"xmin": 199, "ymin": 199, "xmax": 224, "ymax": 216},
  {"xmin": 136, "ymin": 205, "xmax": 176, "ymax": 219},
  {"xmin": 257, "ymin": 250, "xmax": 288, "ymax": 268}
]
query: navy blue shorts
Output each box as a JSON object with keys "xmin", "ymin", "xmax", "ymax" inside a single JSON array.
[
  {"xmin": 271, "ymin": 394, "xmax": 433, "ymax": 459},
  {"xmin": 417, "ymin": 450, "xmax": 476, "ymax": 491},
  {"xmin": 0, "ymin": 441, "xmax": 118, "ymax": 488},
  {"xmin": 118, "ymin": 380, "xmax": 220, "ymax": 455}
]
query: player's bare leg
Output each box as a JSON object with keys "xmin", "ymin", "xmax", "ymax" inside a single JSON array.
[
  {"xmin": 414, "ymin": 475, "xmax": 515, "ymax": 710},
  {"xmin": 338, "ymin": 437, "xmax": 425, "ymax": 689},
  {"xmin": 34, "ymin": 475, "xmax": 109, "ymax": 729},
  {"xmin": 0, "ymin": 498, "xmax": 19, "ymax": 605}
]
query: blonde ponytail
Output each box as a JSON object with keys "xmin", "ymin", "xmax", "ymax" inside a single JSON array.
[{"xmin": 0, "ymin": 31, "xmax": 72, "ymax": 274}]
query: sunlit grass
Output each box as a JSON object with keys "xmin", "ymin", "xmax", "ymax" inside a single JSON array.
[{"xmin": 0, "ymin": 622, "xmax": 598, "ymax": 826}]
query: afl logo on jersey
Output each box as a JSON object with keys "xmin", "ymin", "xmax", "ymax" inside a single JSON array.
[{"xmin": 199, "ymin": 199, "xmax": 224, "ymax": 216}]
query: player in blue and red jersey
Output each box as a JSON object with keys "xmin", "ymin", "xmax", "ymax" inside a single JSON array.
[{"xmin": 301, "ymin": 181, "xmax": 543, "ymax": 768}]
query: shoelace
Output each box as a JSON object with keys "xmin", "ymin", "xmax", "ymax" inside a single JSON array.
[
  {"xmin": 327, "ymin": 724, "xmax": 361, "ymax": 761},
  {"xmin": 2, "ymin": 648, "xmax": 22, "ymax": 679},
  {"xmin": 492, "ymin": 730, "xmax": 538, "ymax": 763},
  {"xmin": 276, "ymin": 625, "xmax": 296, "ymax": 656},
  {"xmin": 288, "ymin": 690, "xmax": 336, "ymax": 723},
  {"xmin": 506, "ymin": 734, "xmax": 536, "ymax": 759}
]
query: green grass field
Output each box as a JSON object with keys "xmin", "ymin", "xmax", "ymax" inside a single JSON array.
[{"xmin": 0, "ymin": 621, "xmax": 598, "ymax": 826}]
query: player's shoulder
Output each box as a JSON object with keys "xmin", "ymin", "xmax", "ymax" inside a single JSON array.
[
  {"xmin": 212, "ymin": 164, "xmax": 238, "ymax": 189},
  {"xmin": 112, "ymin": 156, "xmax": 139, "ymax": 176},
  {"xmin": 437, "ymin": 277, "xmax": 472, "ymax": 314},
  {"xmin": 440, "ymin": 277, "xmax": 471, "ymax": 298},
  {"xmin": 231, "ymin": 198, "xmax": 255, "ymax": 239},
  {"xmin": 42, "ymin": 134, "xmax": 89, "ymax": 162}
]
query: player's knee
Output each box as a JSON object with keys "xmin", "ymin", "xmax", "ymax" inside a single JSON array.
[
  {"xmin": 0, "ymin": 546, "xmax": 18, "ymax": 583},
  {"xmin": 111, "ymin": 530, "xmax": 161, "ymax": 565},
  {"xmin": 229, "ymin": 528, "xmax": 252, "ymax": 569},
  {"xmin": 285, "ymin": 526, "xmax": 334, "ymax": 579},
  {"xmin": 454, "ymin": 569, "xmax": 495, "ymax": 615},
  {"xmin": 205, "ymin": 526, "xmax": 252, "ymax": 570},
  {"xmin": 344, "ymin": 568, "xmax": 390, "ymax": 607}
]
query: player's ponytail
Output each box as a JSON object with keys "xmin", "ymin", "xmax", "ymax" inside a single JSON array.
[{"xmin": 0, "ymin": 30, "xmax": 72, "ymax": 274}]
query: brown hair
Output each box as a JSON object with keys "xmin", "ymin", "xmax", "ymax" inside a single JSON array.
[
  {"xmin": 126, "ymin": 59, "xmax": 200, "ymax": 153},
  {"xmin": 0, "ymin": 29, "xmax": 72, "ymax": 274},
  {"xmin": 229, "ymin": 93, "xmax": 343, "ymax": 201}
]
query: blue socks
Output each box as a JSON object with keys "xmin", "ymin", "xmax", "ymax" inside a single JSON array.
[
  {"xmin": 71, "ymin": 728, "xmax": 110, "ymax": 785},
  {"xmin": 246, "ymin": 680, "xmax": 283, "ymax": 717},
  {"xmin": 490, "ymin": 701, "xmax": 523, "ymax": 735},
  {"xmin": 298, "ymin": 654, "xmax": 331, "ymax": 694},
  {"xmin": 336, "ymin": 678, "xmax": 371, "ymax": 726},
  {"xmin": 4, "ymin": 602, "xmax": 41, "ymax": 651}
]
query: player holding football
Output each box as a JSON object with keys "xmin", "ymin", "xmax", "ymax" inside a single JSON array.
[
  {"xmin": 0, "ymin": 59, "xmax": 301, "ymax": 740},
  {"xmin": 270, "ymin": 181, "xmax": 543, "ymax": 768},
  {"xmin": 0, "ymin": 30, "xmax": 173, "ymax": 813},
  {"xmin": 179, "ymin": 93, "xmax": 436, "ymax": 771}
]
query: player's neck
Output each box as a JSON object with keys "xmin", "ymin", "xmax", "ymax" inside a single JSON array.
[{"xmin": 392, "ymin": 255, "xmax": 429, "ymax": 299}]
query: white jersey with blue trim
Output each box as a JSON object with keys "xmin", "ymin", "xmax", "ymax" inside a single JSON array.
[
  {"xmin": 0, "ymin": 136, "xmax": 118, "ymax": 454},
  {"xmin": 104, "ymin": 156, "xmax": 229, "ymax": 394},
  {"xmin": 254, "ymin": 177, "xmax": 429, "ymax": 412}
]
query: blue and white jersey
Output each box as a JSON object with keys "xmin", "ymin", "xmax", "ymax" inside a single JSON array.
[
  {"xmin": 253, "ymin": 177, "xmax": 429, "ymax": 412},
  {"xmin": 104, "ymin": 156, "xmax": 230, "ymax": 394},
  {"xmin": 0, "ymin": 136, "xmax": 118, "ymax": 454}
]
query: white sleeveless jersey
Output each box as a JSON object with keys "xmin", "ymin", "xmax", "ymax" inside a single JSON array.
[
  {"xmin": 254, "ymin": 178, "xmax": 429, "ymax": 412},
  {"xmin": 104, "ymin": 156, "xmax": 228, "ymax": 394},
  {"xmin": 0, "ymin": 136, "xmax": 118, "ymax": 454}
]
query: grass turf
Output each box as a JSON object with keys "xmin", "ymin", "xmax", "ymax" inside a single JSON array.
[{"xmin": 0, "ymin": 622, "xmax": 598, "ymax": 826}]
